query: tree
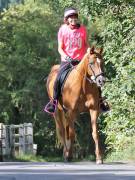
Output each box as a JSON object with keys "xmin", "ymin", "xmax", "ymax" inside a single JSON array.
[{"xmin": 0, "ymin": 0, "xmax": 134, "ymax": 158}]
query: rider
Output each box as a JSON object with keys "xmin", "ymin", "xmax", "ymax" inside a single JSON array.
[{"xmin": 45, "ymin": 7, "xmax": 110, "ymax": 114}]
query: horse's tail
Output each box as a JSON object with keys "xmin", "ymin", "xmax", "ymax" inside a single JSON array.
[{"xmin": 46, "ymin": 73, "xmax": 52, "ymax": 100}]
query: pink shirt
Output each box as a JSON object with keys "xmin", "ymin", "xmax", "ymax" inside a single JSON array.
[{"xmin": 58, "ymin": 24, "xmax": 87, "ymax": 61}]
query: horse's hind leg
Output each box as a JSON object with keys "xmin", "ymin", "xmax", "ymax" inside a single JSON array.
[
  {"xmin": 54, "ymin": 110, "xmax": 75, "ymax": 162},
  {"xmin": 54, "ymin": 109, "xmax": 72, "ymax": 162},
  {"xmin": 64, "ymin": 121, "xmax": 75, "ymax": 162},
  {"xmin": 90, "ymin": 110, "xmax": 103, "ymax": 164},
  {"xmin": 63, "ymin": 112, "xmax": 76, "ymax": 162}
]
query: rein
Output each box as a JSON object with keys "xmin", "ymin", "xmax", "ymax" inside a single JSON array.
[{"xmin": 70, "ymin": 58, "xmax": 105, "ymax": 84}]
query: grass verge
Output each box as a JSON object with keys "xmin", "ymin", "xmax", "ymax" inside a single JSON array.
[
  {"xmin": 12, "ymin": 154, "xmax": 63, "ymax": 162},
  {"xmin": 105, "ymin": 144, "xmax": 135, "ymax": 163}
]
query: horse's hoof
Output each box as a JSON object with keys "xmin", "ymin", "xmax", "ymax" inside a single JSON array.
[
  {"xmin": 64, "ymin": 158, "xmax": 68, "ymax": 163},
  {"xmin": 63, "ymin": 156, "xmax": 73, "ymax": 162},
  {"xmin": 96, "ymin": 159, "xmax": 103, "ymax": 164}
]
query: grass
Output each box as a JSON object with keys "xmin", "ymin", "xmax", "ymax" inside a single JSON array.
[
  {"xmin": 82, "ymin": 155, "xmax": 96, "ymax": 162},
  {"xmin": 10, "ymin": 154, "xmax": 95, "ymax": 162},
  {"xmin": 5, "ymin": 144, "xmax": 135, "ymax": 163},
  {"xmin": 105, "ymin": 145, "xmax": 135, "ymax": 163},
  {"xmin": 14, "ymin": 154, "xmax": 94, "ymax": 162},
  {"xmin": 14, "ymin": 154, "xmax": 63, "ymax": 162}
]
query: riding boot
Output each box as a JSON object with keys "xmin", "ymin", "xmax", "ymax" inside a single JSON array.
[
  {"xmin": 45, "ymin": 61, "xmax": 72, "ymax": 115},
  {"xmin": 44, "ymin": 68, "xmax": 61, "ymax": 114},
  {"xmin": 98, "ymin": 87, "xmax": 110, "ymax": 113}
]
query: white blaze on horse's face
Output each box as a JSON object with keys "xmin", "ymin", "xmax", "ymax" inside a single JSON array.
[
  {"xmin": 95, "ymin": 57, "xmax": 105, "ymax": 87},
  {"xmin": 96, "ymin": 57, "xmax": 102, "ymax": 73},
  {"xmin": 97, "ymin": 57, "xmax": 101, "ymax": 64},
  {"xmin": 88, "ymin": 47, "xmax": 106, "ymax": 87}
]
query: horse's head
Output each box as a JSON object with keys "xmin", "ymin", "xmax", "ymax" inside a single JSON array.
[{"xmin": 86, "ymin": 47, "xmax": 105, "ymax": 87}]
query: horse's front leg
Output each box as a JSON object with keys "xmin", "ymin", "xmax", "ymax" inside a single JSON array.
[{"xmin": 90, "ymin": 109, "xmax": 103, "ymax": 164}]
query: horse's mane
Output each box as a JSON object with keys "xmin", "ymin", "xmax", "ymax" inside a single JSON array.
[{"xmin": 74, "ymin": 53, "xmax": 89, "ymax": 75}]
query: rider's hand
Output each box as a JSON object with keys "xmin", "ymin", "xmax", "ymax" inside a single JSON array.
[{"xmin": 65, "ymin": 56, "xmax": 73, "ymax": 62}]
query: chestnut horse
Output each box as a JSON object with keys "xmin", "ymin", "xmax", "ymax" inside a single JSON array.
[{"xmin": 46, "ymin": 47, "xmax": 105, "ymax": 164}]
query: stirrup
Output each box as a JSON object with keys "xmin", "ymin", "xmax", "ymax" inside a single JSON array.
[{"xmin": 44, "ymin": 99, "xmax": 57, "ymax": 115}]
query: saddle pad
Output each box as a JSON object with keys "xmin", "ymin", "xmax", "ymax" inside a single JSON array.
[
  {"xmin": 59, "ymin": 61, "xmax": 80, "ymax": 95},
  {"xmin": 59, "ymin": 65, "xmax": 73, "ymax": 92}
]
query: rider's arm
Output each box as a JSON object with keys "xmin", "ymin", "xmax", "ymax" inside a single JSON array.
[
  {"xmin": 58, "ymin": 41, "xmax": 67, "ymax": 59},
  {"xmin": 58, "ymin": 26, "xmax": 68, "ymax": 60}
]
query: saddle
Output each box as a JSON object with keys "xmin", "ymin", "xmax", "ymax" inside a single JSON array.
[{"xmin": 59, "ymin": 61, "xmax": 80, "ymax": 93}]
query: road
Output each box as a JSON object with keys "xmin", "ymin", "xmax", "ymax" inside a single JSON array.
[{"xmin": 0, "ymin": 161, "xmax": 135, "ymax": 180}]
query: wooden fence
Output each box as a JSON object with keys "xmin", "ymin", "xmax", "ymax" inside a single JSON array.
[{"xmin": 0, "ymin": 123, "xmax": 37, "ymax": 160}]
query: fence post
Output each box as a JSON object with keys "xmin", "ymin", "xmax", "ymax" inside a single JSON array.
[
  {"xmin": 24, "ymin": 123, "xmax": 33, "ymax": 154},
  {"xmin": 5, "ymin": 125, "xmax": 10, "ymax": 157},
  {"xmin": 19, "ymin": 124, "xmax": 25, "ymax": 155},
  {"xmin": 2, "ymin": 124, "xmax": 7, "ymax": 157},
  {"xmin": 10, "ymin": 124, "xmax": 15, "ymax": 157},
  {"xmin": 0, "ymin": 123, "xmax": 3, "ymax": 161}
]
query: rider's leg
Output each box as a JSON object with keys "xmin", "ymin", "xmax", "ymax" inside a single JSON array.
[
  {"xmin": 98, "ymin": 87, "xmax": 110, "ymax": 112},
  {"xmin": 45, "ymin": 62, "xmax": 71, "ymax": 114}
]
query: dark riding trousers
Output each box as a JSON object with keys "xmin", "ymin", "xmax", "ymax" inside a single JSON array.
[{"xmin": 53, "ymin": 61, "xmax": 80, "ymax": 100}]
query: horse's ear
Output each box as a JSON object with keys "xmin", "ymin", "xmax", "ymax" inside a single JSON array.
[
  {"xmin": 99, "ymin": 47, "xmax": 103, "ymax": 54},
  {"xmin": 87, "ymin": 46, "xmax": 95, "ymax": 54}
]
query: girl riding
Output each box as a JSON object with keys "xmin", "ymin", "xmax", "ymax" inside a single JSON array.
[{"xmin": 45, "ymin": 7, "xmax": 110, "ymax": 114}]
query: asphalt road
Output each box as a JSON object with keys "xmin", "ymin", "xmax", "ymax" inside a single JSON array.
[{"xmin": 0, "ymin": 161, "xmax": 135, "ymax": 180}]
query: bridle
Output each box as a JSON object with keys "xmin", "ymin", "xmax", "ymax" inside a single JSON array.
[
  {"xmin": 69, "ymin": 52, "xmax": 105, "ymax": 85},
  {"xmin": 87, "ymin": 55, "xmax": 105, "ymax": 84},
  {"xmin": 88, "ymin": 62, "xmax": 104, "ymax": 82}
]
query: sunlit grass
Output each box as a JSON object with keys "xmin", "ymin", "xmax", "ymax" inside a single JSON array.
[{"xmin": 105, "ymin": 144, "xmax": 135, "ymax": 163}]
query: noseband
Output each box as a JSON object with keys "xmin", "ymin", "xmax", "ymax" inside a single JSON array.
[
  {"xmin": 89, "ymin": 63, "xmax": 104, "ymax": 82},
  {"xmin": 87, "ymin": 56, "xmax": 104, "ymax": 83}
]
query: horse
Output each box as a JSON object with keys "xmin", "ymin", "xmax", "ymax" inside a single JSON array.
[{"xmin": 46, "ymin": 46, "xmax": 106, "ymax": 164}]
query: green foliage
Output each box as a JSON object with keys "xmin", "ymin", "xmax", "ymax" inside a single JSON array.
[
  {"xmin": 105, "ymin": 137, "xmax": 135, "ymax": 162},
  {"xmin": 0, "ymin": 0, "xmax": 135, "ymax": 160},
  {"xmin": 99, "ymin": 3, "xmax": 135, "ymax": 153},
  {"xmin": 14, "ymin": 154, "xmax": 63, "ymax": 162},
  {"xmin": 0, "ymin": 1, "xmax": 59, "ymax": 155}
]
